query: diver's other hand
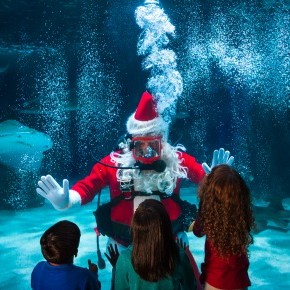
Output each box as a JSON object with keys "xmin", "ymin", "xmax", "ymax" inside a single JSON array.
[
  {"xmin": 36, "ymin": 175, "xmax": 69, "ymax": 210},
  {"xmin": 202, "ymin": 148, "xmax": 234, "ymax": 174}
]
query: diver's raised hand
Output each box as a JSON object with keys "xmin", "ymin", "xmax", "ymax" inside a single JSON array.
[
  {"xmin": 36, "ymin": 175, "xmax": 69, "ymax": 210},
  {"xmin": 202, "ymin": 148, "xmax": 234, "ymax": 174}
]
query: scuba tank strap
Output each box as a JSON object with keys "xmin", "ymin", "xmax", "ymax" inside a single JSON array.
[
  {"xmin": 93, "ymin": 190, "xmax": 139, "ymax": 241},
  {"xmin": 94, "ymin": 190, "xmax": 106, "ymax": 269}
]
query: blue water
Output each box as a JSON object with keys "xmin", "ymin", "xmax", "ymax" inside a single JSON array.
[
  {"xmin": 0, "ymin": 0, "xmax": 289, "ymax": 288},
  {"xmin": 0, "ymin": 187, "xmax": 289, "ymax": 289}
]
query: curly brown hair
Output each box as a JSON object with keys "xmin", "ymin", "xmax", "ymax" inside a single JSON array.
[{"xmin": 198, "ymin": 165, "xmax": 255, "ymax": 257}]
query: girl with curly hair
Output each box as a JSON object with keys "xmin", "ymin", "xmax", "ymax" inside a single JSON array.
[{"xmin": 191, "ymin": 164, "xmax": 255, "ymax": 290}]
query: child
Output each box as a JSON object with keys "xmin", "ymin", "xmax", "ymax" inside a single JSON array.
[
  {"xmin": 114, "ymin": 199, "xmax": 196, "ymax": 290},
  {"xmin": 192, "ymin": 165, "xmax": 255, "ymax": 290},
  {"xmin": 31, "ymin": 220, "xmax": 101, "ymax": 290}
]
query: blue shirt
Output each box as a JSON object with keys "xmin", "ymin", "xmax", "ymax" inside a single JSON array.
[{"xmin": 31, "ymin": 261, "xmax": 101, "ymax": 290}]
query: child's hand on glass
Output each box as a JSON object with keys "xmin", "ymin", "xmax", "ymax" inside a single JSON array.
[
  {"xmin": 88, "ymin": 259, "xmax": 98, "ymax": 274},
  {"xmin": 105, "ymin": 243, "xmax": 120, "ymax": 267}
]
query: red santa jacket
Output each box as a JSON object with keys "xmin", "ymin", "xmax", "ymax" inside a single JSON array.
[{"xmin": 72, "ymin": 151, "xmax": 204, "ymax": 244}]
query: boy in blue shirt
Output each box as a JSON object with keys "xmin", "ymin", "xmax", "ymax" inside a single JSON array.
[{"xmin": 31, "ymin": 220, "xmax": 101, "ymax": 290}]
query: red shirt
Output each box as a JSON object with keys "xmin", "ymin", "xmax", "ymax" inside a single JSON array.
[
  {"xmin": 193, "ymin": 218, "xmax": 251, "ymax": 289},
  {"xmin": 72, "ymin": 151, "xmax": 204, "ymax": 227}
]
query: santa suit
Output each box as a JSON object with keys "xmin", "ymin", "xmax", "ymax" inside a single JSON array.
[{"xmin": 72, "ymin": 151, "xmax": 205, "ymax": 246}]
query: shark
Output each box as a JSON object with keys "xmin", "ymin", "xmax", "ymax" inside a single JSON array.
[{"xmin": 0, "ymin": 120, "xmax": 53, "ymax": 171}]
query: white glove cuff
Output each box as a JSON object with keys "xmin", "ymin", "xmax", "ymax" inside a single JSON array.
[
  {"xmin": 68, "ymin": 190, "xmax": 82, "ymax": 208},
  {"xmin": 56, "ymin": 190, "xmax": 81, "ymax": 211}
]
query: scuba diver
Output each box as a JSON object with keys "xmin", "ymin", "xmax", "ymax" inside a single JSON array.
[{"xmin": 36, "ymin": 91, "xmax": 234, "ymax": 250}]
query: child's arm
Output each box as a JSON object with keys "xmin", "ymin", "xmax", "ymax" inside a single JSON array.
[
  {"xmin": 104, "ymin": 244, "xmax": 120, "ymax": 290},
  {"xmin": 192, "ymin": 218, "xmax": 205, "ymax": 237},
  {"xmin": 88, "ymin": 260, "xmax": 101, "ymax": 289},
  {"xmin": 188, "ymin": 221, "xmax": 195, "ymax": 232},
  {"xmin": 88, "ymin": 259, "xmax": 98, "ymax": 274},
  {"xmin": 104, "ymin": 243, "xmax": 120, "ymax": 267}
]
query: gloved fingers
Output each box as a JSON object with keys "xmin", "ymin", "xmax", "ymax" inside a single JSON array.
[
  {"xmin": 212, "ymin": 149, "xmax": 219, "ymax": 166},
  {"xmin": 38, "ymin": 179, "xmax": 51, "ymax": 194},
  {"xmin": 62, "ymin": 179, "xmax": 69, "ymax": 195},
  {"xmin": 40, "ymin": 176, "xmax": 54, "ymax": 191},
  {"xmin": 202, "ymin": 162, "xmax": 211, "ymax": 174},
  {"xmin": 46, "ymin": 175, "xmax": 61, "ymax": 190},
  {"xmin": 227, "ymin": 156, "xmax": 234, "ymax": 166},
  {"xmin": 36, "ymin": 187, "xmax": 48, "ymax": 198},
  {"xmin": 223, "ymin": 150, "xmax": 230, "ymax": 163},
  {"xmin": 217, "ymin": 148, "xmax": 225, "ymax": 164},
  {"xmin": 206, "ymin": 148, "xmax": 234, "ymax": 173}
]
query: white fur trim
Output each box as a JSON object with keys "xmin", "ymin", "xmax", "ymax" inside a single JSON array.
[
  {"xmin": 56, "ymin": 190, "xmax": 81, "ymax": 211},
  {"xmin": 145, "ymin": 0, "xmax": 159, "ymax": 5},
  {"xmin": 126, "ymin": 113, "xmax": 168, "ymax": 140},
  {"xmin": 68, "ymin": 190, "xmax": 82, "ymax": 208}
]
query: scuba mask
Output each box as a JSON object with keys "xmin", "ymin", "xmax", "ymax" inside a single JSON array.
[{"xmin": 132, "ymin": 136, "xmax": 162, "ymax": 164}]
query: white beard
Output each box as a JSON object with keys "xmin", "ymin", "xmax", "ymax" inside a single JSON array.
[{"xmin": 110, "ymin": 143, "xmax": 188, "ymax": 195}]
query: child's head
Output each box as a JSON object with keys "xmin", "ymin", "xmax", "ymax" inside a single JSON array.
[
  {"xmin": 198, "ymin": 165, "xmax": 254, "ymax": 256},
  {"xmin": 40, "ymin": 220, "xmax": 81, "ymax": 264},
  {"xmin": 131, "ymin": 199, "xmax": 172, "ymax": 243},
  {"xmin": 131, "ymin": 199, "xmax": 179, "ymax": 282},
  {"xmin": 199, "ymin": 164, "xmax": 250, "ymax": 207}
]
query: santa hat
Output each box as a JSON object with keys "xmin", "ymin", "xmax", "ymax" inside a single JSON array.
[
  {"xmin": 126, "ymin": 91, "xmax": 168, "ymax": 140},
  {"xmin": 145, "ymin": 0, "xmax": 159, "ymax": 4}
]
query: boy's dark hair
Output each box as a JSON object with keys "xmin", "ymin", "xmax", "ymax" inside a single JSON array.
[{"xmin": 40, "ymin": 220, "xmax": 81, "ymax": 264}]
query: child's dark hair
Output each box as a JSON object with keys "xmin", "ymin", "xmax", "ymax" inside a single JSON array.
[
  {"xmin": 40, "ymin": 220, "xmax": 81, "ymax": 264},
  {"xmin": 131, "ymin": 199, "xmax": 179, "ymax": 282}
]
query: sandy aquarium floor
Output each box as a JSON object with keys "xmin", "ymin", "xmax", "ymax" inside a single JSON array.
[{"xmin": 0, "ymin": 187, "xmax": 289, "ymax": 290}]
